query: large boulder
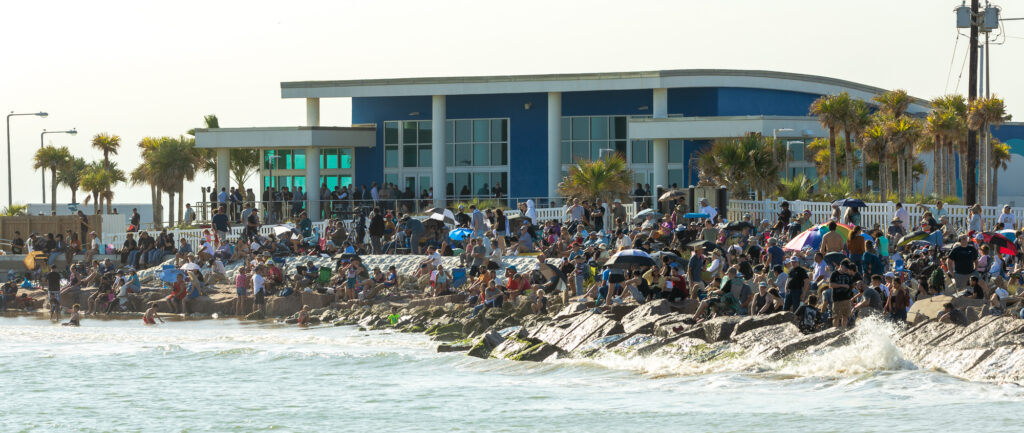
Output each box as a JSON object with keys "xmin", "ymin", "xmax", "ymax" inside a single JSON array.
[
  {"xmin": 552, "ymin": 303, "xmax": 589, "ymax": 321},
  {"xmin": 701, "ymin": 316, "xmax": 745, "ymax": 343},
  {"xmin": 620, "ymin": 299, "xmax": 672, "ymax": 334},
  {"xmin": 267, "ymin": 294, "xmax": 303, "ymax": 317},
  {"xmin": 730, "ymin": 311, "xmax": 795, "ymax": 339},
  {"xmin": 528, "ymin": 311, "xmax": 623, "ymax": 353},
  {"xmin": 907, "ymin": 295, "xmax": 987, "ymax": 324}
]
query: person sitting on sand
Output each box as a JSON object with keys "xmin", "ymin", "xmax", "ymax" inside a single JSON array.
[
  {"xmin": 165, "ymin": 273, "xmax": 186, "ymax": 314},
  {"xmin": 143, "ymin": 302, "xmax": 165, "ymax": 325},
  {"xmin": 63, "ymin": 304, "xmax": 81, "ymax": 326},
  {"xmin": 297, "ymin": 305, "xmax": 310, "ymax": 326}
]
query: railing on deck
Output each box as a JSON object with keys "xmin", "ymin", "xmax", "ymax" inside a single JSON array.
[{"xmin": 727, "ymin": 199, "xmax": 1017, "ymax": 232}]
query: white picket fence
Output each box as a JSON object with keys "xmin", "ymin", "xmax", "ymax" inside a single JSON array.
[
  {"xmin": 728, "ymin": 199, "xmax": 1020, "ymax": 232},
  {"xmin": 100, "ymin": 202, "xmax": 636, "ymax": 252}
]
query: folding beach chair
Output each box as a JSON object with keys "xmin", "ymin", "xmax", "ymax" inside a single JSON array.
[{"xmin": 450, "ymin": 268, "xmax": 468, "ymax": 290}]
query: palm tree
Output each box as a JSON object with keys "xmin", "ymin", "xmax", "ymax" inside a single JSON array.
[
  {"xmin": 33, "ymin": 146, "xmax": 71, "ymax": 214},
  {"xmin": 91, "ymin": 133, "xmax": 122, "ymax": 213},
  {"xmin": 134, "ymin": 137, "xmax": 165, "ymax": 228},
  {"xmin": 932, "ymin": 95, "xmax": 968, "ymax": 198},
  {"xmin": 809, "ymin": 93, "xmax": 848, "ymax": 181},
  {"xmin": 80, "ymin": 162, "xmax": 111, "ymax": 214},
  {"xmin": 843, "ymin": 99, "xmax": 872, "ymax": 190},
  {"xmin": 873, "ymin": 89, "xmax": 912, "ymax": 119},
  {"xmin": 100, "ymin": 162, "xmax": 127, "ymax": 214},
  {"xmin": 558, "ymin": 153, "xmax": 633, "ymax": 206},
  {"xmin": 991, "ymin": 139, "xmax": 1010, "ymax": 204},
  {"xmin": 924, "ymin": 108, "xmax": 955, "ymax": 199},
  {"xmin": 888, "ymin": 117, "xmax": 923, "ymax": 202},
  {"xmin": 862, "ymin": 122, "xmax": 889, "ymax": 198},
  {"xmin": 968, "ymin": 96, "xmax": 1012, "ymax": 204},
  {"xmin": 56, "ymin": 156, "xmax": 87, "ymax": 204},
  {"xmin": 697, "ymin": 134, "xmax": 779, "ymax": 199}
]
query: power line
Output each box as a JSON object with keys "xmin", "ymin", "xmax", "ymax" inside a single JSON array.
[
  {"xmin": 953, "ymin": 34, "xmax": 971, "ymax": 94},
  {"xmin": 945, "ymin": 30, "xmax": 962, "ymax": 93}
]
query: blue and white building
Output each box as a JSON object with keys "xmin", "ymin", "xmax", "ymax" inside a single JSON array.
[{"xmin": 195, "ymin": 69, "xmax": 1024, "ymax": 219}]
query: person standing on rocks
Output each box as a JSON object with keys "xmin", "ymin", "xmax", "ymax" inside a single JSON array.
[
  {"xmin": 687, "ymin": 246, "xmax": 705, "ymax": 297},
  {"xmin": 946, "ymin": 235, "xmax": 979, "ymax": 295},
  {"xmin": 369, "ymin": 208, "xmax": 386, "ymax": 254},
  {"xmin": 252, "ymin": 265, "xmax": 267, "ymax": 313},
  {"xmin": 829, "ymin": 260, "xmax": 857, "ymax": 328}
]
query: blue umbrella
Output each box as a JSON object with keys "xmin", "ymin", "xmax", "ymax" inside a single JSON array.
[
  {"xmin": 683, "ymin": 213, "xmax": 710, "ymax": 219},
  {"xmin": 832, "ymin": 198, "xmax": 867, "ymax": 208},
  {"xmin": 998, "ymin": 229, "xmax": 1016, "ymax": 242},
  {"xmin": 448, "ymin": 228, "xmax": 472, "ymax": 241}
]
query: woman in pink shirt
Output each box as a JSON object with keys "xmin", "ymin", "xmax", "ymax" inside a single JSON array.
[{"xmin": 235, "ymin": 267, "xmax": 250, "ymax": 316}]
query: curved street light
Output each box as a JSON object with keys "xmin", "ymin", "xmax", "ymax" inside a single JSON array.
[
  {"xmin": 39, "ymin": 128, "xmax": 78, "ymax": 203},
  {"xmin": 6, "ymin": 111, "xmax": 48, "ymax": 207}
]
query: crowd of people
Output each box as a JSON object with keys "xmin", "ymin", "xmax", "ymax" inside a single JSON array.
[{"xmin": 6, "ymin": 190, "xmax": 1024, "ymax": 333}]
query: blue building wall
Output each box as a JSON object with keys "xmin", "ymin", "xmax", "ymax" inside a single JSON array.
[{"xmin": 352, "ymin": 88, "xmax": 1024, "ymax": 199}]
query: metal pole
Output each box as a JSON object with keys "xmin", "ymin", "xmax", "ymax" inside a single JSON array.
[
  {"xmin": 40, "ymin": 131, "xmax": 46, "ymax": 203},
  {"xmin": 966, "ymin": 0, "xmax": 980, "ymax": 205},
  {"xmin": 6, "ymin": 115, "xmax": 11, "ymax": 208}
]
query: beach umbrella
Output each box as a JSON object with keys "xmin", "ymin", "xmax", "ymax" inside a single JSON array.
[
  {"xmin": 180, "ymin": 263, "xmax": 201, "ymax": 271},
  {"xmin": 537, "ymin": 262, "xmax": 567, "ymax": 283},
  {"xmin": 784, "ymin": 229, "xmax": 821, "ymax": 251},
  {"xmin": 897, "ymin": 230, "xmax": 931, "ymax": 247},
  {"xmin": 816, "ymin": 222, "xmax": 854, "ymax": 240},
  {"xmin": 998, "ymin": 229, "xmax": 1016, "ymax": 242},
  {"xmin": 658, "ymin": 189, "xmax": 687, "ymax": 202},
  {"xmin": 687, "ymin": 240, "xmax": 723, "ymax": 253},
  {"xmin": 649, "ymin": 250, "xmax": 685, "ymax": 264},
  {"xmin": 272, "ymin": 225, "xmax": 296, "ymax": 237},
  {"xmin": 606, "ymin": 249, "xmax": 656, "ymax": 267},
  {"xmin": 423, "ymin": 206, "xmax": 445, "ymax": 215},
  {"xmin": 448, "ymin": 228, "xmax": 472, "ymax": 241},
  {"xmin": 683, "ymin": 213, "xmax": 710, "ymax": 219},
  {"xmin": 832, "ymin": 198, "xmax": 867, "ymax": 208},
  {"xmin": 23, "ymin": 251, "xmax": 46, "ymax": 271},
  {"xmin": 823, "ymin": 252, "xmax": 845, "ymax": 268},
  {"xmin": 632, "ymin": 209, "xmax": 663, "ymax": 222},
  {"xmin": 725, "ymin": 221, "xmax": 755, "ymax": 231},
  {"xmin": 977, "ymin": 232, "xmax": 1019, "ymax": 256}
]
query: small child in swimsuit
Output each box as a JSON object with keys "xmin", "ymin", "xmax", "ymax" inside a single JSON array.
[
  {"xmin": 297, "ymin": 305, "xmax": 310, "ymax": 326},
  {"xmin": 143, "ymin": 303, "xmax": 165, "ymax": 325},
  {"xmin": 62, "ymin": 304, "xmax": 81, "ymax": 327}
]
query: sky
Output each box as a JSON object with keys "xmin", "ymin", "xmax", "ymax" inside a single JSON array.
[{"xmin": 1, "ymin": 0, "xmax": 1021, "ymax": 207}]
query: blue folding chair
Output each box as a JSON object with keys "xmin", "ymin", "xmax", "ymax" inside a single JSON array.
[
  {"xmin": 159, "ymin": 266, "xmax": 183, "ymax": 289},
  {"xmin": 450, "ymin": 268, "xmax": 468, "ymax": 290}
]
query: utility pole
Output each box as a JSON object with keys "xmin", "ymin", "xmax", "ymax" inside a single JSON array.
[{"xmin": 965, "ymin": 0, "xmax": 980, "ymax": 206}]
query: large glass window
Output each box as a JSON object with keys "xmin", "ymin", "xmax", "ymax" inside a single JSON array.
[
  {"xmin": 385, "ymin": 146, "xmax": 399, "ymax": 168},
  {"xmin": 384, "ymin": 121, "xmax": 399, "ymax": 145},
  {"xmin": 565, "ymin": 115, "xmax": 628, "ymax": 161}
]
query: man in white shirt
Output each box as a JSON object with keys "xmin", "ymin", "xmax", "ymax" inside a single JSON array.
[
  {"xmin": 699, "ymin": 198, "xmax": 718, "ymax": 222},
  {"xmin": 252, "ymin": 266, "xmax": 267, "ymax": 311},
  {"xmin": 893, "ymin": 202, "xmax": 910, "ymax": 228},
  {"xmin": 918, "ymin": 200, "xmax": 947, "ymax": 219},
  {"xmin": 997, "ymin": 205, "xmax": 1017, "ymax": 230},
  {"xmin": 370, "ymin": 183, "xmax": 380, "ymax": 203}
]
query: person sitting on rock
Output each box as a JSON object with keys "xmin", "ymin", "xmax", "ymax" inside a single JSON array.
[
  {"xmin": 938, "ymin": 302, "xmax": 967, "ymax": 326},
  {"xmin": 532, "ymin": 288, "xmax": 548, "ymax": 314},
  {"xmin": 794, "ymin": 295, "xmax": 821, "ymax": 333},
  {"xmin": 431, "ymin": 264, "xmax": 451, "ymax": 297},
  {"xmin": 297, "ymin": 305, "xmax": 310, "ymax": 326},
  {"xmin": 469, "ymin": 280, "xmax": 503, "ymax": 318},
  {"xmin": 692, "ymin": 269, "xmax": 743, "ymax": 324}
]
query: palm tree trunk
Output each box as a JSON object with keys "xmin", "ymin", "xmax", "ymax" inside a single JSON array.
[
  {"xmin": 70, "ymin": 187, "xmax": 77, "ymax": 205},
  {"xmin": 153, "ymin": 186, "xmax": 164, "ymax": 229},
  {"xmin": 49, "ymin": 168, "xmax": 58, "ymax": 215},
  {"xmin": 92, "ymin": 192, "xmax": 100, "ymax": 214},
  {"xmin": 992, "ymin": 169, "xmax": 999, "ymax": 205},
  {"xmin": 959, "ymin": 149, "xmax": 968, "ymax": 200},
  {"xmin": 828, "ymin": 131, "xmax": 838, "ymax": 182},
  {"xmin": 933, "ymin": 143, "xmax": 941, "ymax": 198},
  {"xmin": 105, "ymin": 189, "xmax": 112, "ymax": 214},
  {"xmin": 877, "ymin": 160, "xmax": 886, "ymax": 200},
  {"xmin": 167, "ymin": 192, "xmax": 176, "ymax": 228},
  {"xmin": 896, "ymin": 156, "xmax": 905, "ymax": 202},
  {"xmin": 178, "ymin": 182, "xmax": 185, "ymax": 224},
  {"xmin": 844, "ymin": 131, "xmax": 854, "ymax": 185}
]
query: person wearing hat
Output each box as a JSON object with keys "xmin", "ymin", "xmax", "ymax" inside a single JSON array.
[
  {"xmin": 998, "ymin": 204, "xmax": 1018, "ymax": 231},
  {"xmin": 699, "ymin": 198, "xmax": 717, "ymax": 222},
  {"xmin": 611, "ymin": 199, "xmax": 627, "ymax": 227},
  {"xmin": 887, "ymin": 215, "xmax": 906, "ymax": 239}
]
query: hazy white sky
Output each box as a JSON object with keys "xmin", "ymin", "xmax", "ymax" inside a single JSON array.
[{"xmin": 1, "ymin": 0, "xmax": 1020, "ymax": 206}]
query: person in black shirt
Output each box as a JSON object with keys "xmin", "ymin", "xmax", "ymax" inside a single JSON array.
[
  {"xmin": 938, "ymin": 302, "xmax": 968, "ymax": 326},
  {"xmin": 45, "ymin": 269, "xmax": 62, "ymax": 320},
  {"xmin": 784, "ymin": 259, "xmax": 810, "ymax": 312},
  {"xmin": 966, "ymin": 275, "xmax": 986, "ymax": 299},
  {"xmin": 830, "ymin": 260, "xmax": 856, "ymax": 328},
  {"xmin": 11, "ymin": 231, "xmax": 25, "ymax": 254},
  {"xmin": 946, "ymin": 235, "xmax": 979, "ymax": 294}
]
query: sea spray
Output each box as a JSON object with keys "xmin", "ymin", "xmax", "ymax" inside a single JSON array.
[{"xmin": 781, "ymin": 316, "xmax": 917, "ymax": 377}]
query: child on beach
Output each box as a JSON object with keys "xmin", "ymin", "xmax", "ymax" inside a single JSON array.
[
  {"xmin": 62, "ymin": 304, "xmax": 81, "ymax": 327},
  {"xmin": 143, "ymin": 303, "xmax": 165, "ymax": 325},
  {"xmin": 297, "ymin": 305, "xmax": 310, "ymax": 326},
  {"xmin": 532, "ymin": 289, "xmax": 548, "ymax": 314},
  {"xmin": 165, "ymin": 273, "xmax": 186, "ymax": 314},
  {"xmin": 235, "ymin": 266, "xmax": 250, "ymax": 316}
]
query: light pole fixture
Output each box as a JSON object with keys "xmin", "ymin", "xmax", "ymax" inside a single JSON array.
[
  {"xmin": 6, "ymin": 111, "xmax": 48, "ymax": 208},
  {"xmin": 772, "ymin": 128, "xmax": 794, "ymax": 178},
  {"xmin": 39, "ymin": 128, "xmax": 78, "ymax": 203}
]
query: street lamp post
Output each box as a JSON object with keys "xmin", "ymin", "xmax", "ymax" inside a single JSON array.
[
  {"xmin": 39, "ymin": 128, "xmax": 77, "ymax": 203},
  {"xmin": 6, "ymin": 111, "xmax": 48, "ymax": 208}
]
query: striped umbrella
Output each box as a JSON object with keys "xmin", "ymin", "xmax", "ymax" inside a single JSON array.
[
  {"xmin": 784, "ymin": 228, "xmax": 821, "ymax": 251},
  {"xmin": 815, "ymin": 222, "xmax": 855, "ymax": 240}
]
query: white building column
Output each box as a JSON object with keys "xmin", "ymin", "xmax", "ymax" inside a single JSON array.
[
  {"xmin": 651, "ymin": 88, "xmax": 668, "ymax": 203},
  {"xmin": 306, "ymin": 98, "xmax": 320, "ymax": 127},
  {"xmin": 215, "ymin": 148, "xmax": 230, "ymax": 197},
  {"xmin": 431, "ymin": 95, "xmax": 447, "ymax": 207},
  {"xmin": 547, "ymin": 92, "xmax": 562, "ymax": 200},
  {"xmin": 305, "ymin": 146, "xmax": 321, "ymax": 221}
]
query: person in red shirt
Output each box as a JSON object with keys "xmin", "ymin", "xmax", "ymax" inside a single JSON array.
[
  {"xmin": 165, "ymin": 273, "xmax": 186, "ymax": 314},
  {"xmin": 664, "ymin": 264, "xmax": 689, "ymax": 301},
  {"xmin": 504, "ymin": 267, "xmax": 530, "ymax": 302}
]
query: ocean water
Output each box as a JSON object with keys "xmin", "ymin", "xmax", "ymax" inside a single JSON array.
[{"xmin": 1, "ymin": 315, "xmax": 1021, "ymax": 433}]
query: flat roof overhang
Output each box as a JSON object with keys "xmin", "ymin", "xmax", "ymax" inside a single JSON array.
[
  {"xmin": 194, "ymin": 126, "xmax": 376, "ymax": 149},
  {"xmin": 627, "ymin": 116, "xmax": 826, "ymax": 140},
  {"xmin": 280, "ymin": 69, "xmax": 930, "ymax": 113}
]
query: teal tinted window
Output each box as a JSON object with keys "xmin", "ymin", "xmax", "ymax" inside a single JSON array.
[
  {"xmin": 385, "ymin": 146, "xmax": 398, "ymax": 168},
  {"xmin": 491, "ymin": 119, "xmax": 506, "ymax": 142},
  {"xmin": 590, "ymin": 117, "xmax": 608, "ymax": 140},
  {"xmin": 473, "ymin": 119, "xmax": 489, "ymax": 143},
  {"xmin": 669, "ymin": 139, "xmax": 683, "ymax": 163},
  {"xmin": 572, "ymin": 117, "xmax": 589, "ymax": 140},
  {"xmin": 339, "ymin": 148, "xmax": 352, "ymax": 169},
  {"xmin": 403, "ymin": 145, "xmax": 417, "ymax": 167},
  {"xmin": 455, "ymin": 120, "xmax": 471, "ymax": 143},
  {"xmin": 418, "ymin": 121, "xmax": 432, "ymax": 143},
  {"xmin": 561, "ymin": 118, "xmax": 570, "ymax": 140},
  {"xmin": 384, "ymin": 121, "xmax": 399, "ymax": 145},
  {"xmin": 403, "ymin": 121, "xmax": 418, "ymax": 144},
  {"xmin": 418, "ymin": 145, "xmax": 432, "ymax": 168}
]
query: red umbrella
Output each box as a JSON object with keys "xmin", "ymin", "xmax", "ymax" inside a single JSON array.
[{"xmin": 976, "ymin": 232, "xmax": 1019, "ymax": 256}]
